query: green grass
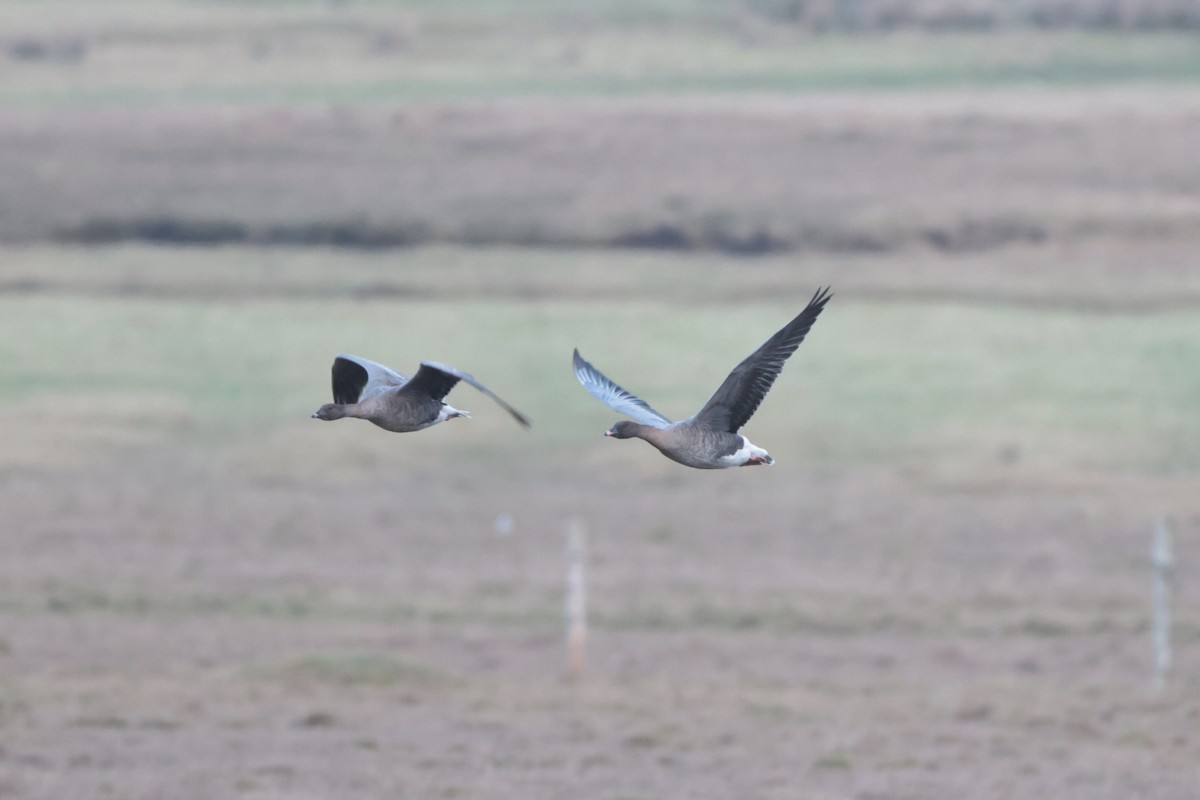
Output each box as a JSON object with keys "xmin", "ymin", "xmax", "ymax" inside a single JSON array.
[
  {"xmin": 813, "ymin": 753, "xmax": 855, "ymax": 770},
  {"xmin": 7, "ymin": 576, "xmax": 1173, "ymax": 640},
  {"xmin": 1, "ymin": 249, "xmax": 1197, "ymax": 475},
  {"xmin": 270, "ymin": 651, "xmax": 453, "ymax": 687},
  {"xmin": 4, "ymin": 6, "xmax": 1200, "ymax": 110}
]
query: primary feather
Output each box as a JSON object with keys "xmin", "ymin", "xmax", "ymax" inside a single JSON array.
[
  {"xmin": 691, "ymin": 287, "xmax": 832, "ymax": 433},
  {"xmin": 410, "ymin": 361, "xmax": 532, "ymax": 428},
  {"xmin": 572, "ymin": 349, "xmax": 673, "ymax": 429}
]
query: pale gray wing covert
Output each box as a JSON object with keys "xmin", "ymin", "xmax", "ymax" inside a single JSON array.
[
  {"xmin": 332, "ymin": 354, "xmax": 408, "ymax": 404},
  {"xmin": 572, "ymin": 349, "xmax": 672, "ymax": 429}
]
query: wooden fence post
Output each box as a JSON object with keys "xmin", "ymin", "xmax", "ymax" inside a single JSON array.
[{"xmin": 1151, "ymin": 515, "xmax": 1173, "ymax": 692}]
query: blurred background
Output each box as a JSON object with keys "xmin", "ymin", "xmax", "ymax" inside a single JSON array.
[{"xmin": 1, "ymin": 2, "xmax": 1198, "ymax": 798}]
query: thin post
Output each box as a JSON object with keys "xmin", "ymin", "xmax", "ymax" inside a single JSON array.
[
  {"xmin": 566, "ymin": 518, "xmax": 587, "ymax": 679},
  {"xmin": 1151, "ymin": 515, "xmax": 1173, "ymax": 692}
]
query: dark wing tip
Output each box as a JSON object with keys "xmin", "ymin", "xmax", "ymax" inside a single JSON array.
[
  {"xmin": 692, "ymin": 286, "xmax": 832, "ymax": 433},
  {"xmin": 421, "ymin": 360, "xmax": 532, "ymax": 429}
]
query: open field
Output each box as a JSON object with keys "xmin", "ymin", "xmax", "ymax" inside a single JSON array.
[
  {"xmin": 3, "ymin": 4, "xmax": 1200, "ymax": 252},
  {"xmin": 2, "ymin": 245, "xmax": 1199, "ymax": 799},
  {"xmin": 6, "ymin": 88, "xmax": 1200, "ymax": 254},
  {"xmin": 2, "ymin": 3, "xmax": 1200, "ymax": 799}
]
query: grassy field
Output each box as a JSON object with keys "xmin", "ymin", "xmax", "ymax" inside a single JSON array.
[
  {"xmin": 2, "ymin": 4, "xmax": 1200, "ymax": 799},
  {"xmin": 4, "ymin": 4, "xmax": 1200, "ymax": 252},
  {"xmin": 6, "ymin": 88, "xmax": 1200, "ymax": 250},
  {"xmin": 2, "ymin": 245, "xmax": 1200, "ymax": 472},
  {"xmin": 2, "ymin": 244, "xmax": 1199, "ymax": 799},
  {"xmin": 5, "ymin": 3, "xmax": 1200, "ymax": 108}
]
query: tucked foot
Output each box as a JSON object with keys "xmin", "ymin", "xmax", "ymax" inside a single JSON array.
[{"xmin": 440, "ymin": 405, "xmax": 472, "ymax": 422}]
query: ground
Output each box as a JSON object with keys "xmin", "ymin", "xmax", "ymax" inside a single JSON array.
[
  {"xmin": 0, "ymin": 4, "xmax": 1198, "ymax": 799},
  {"xmin": 1, "ymin": 248, "xmax": 1197, "ymax": 799}
]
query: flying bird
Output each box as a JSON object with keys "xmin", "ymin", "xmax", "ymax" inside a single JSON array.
[
  {"xmin": 572, "ymin": 287, "xmax": 831, "ymax": 468},
  {"xmin": 312, "ymin": 354, "xmax": 531, "ymax": 432}
]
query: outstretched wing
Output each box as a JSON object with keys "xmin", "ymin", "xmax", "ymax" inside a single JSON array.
[
  {"xmin": 405, "ymin": 361, "xmax": 532, "ymax": 428},
  {"xmin": 572, "ymin": 349, "xmax": 672, "ymax": 429},
  {"xmin": 691, "ymin": 287, "xmax": 832, "ymax": 433},
  {"xmin": 332, "ymin": 354, "xmax": 407, "ymax": 404}
]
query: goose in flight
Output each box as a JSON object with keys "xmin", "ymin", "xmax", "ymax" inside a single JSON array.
[
  {"xmin": 312, "ymin": 354, "xmax": 531, "ymax": 432},
  {"xmin": 572, "ymin": 287, "xmax": 831, "ymax": 468}
]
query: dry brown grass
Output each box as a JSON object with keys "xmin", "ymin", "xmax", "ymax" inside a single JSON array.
[
  {"xmin": 2, "ymin": 4, "xmax": 1200, "ymax": 255},
  {"xmin": 1, "ymin": 6, "xmax": 1198, "ymax": 799},
  {"xmin": 1, "ymin": 431, "xmax": 1198, "ymax": 799},
  {"xmin": 5, "ymin": 88, "xmax": 1200, "ymax": 256}
]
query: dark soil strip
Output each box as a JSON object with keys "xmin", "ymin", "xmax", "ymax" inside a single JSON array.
[{"xmin": 54, "ymin": 215, "xmax": 1051, "ymax": 256}]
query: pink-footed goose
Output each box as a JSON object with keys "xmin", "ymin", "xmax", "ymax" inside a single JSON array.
[
  {"xmin": 572, "ymin": 287, "xmax": 831, "ymax": 468},
  {"xmin": 312, "ymin": 354, "xmax": 531, "ymax": 432}
]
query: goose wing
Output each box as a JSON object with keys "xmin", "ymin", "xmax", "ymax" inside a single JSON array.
[
  {"xmin": 691, "ymin": 287, "xmax": 832, "ymax": 433},
  {"xmin": 404, "ymin": 361, "xmax": 532, "ymax": 428},
  {"xmin": 572, "ymin": 349, "xmax": 672, "ymax": 429},
  {"xmin": 332, "ymin": 354, "xmax": 408, "ymax": 404}
]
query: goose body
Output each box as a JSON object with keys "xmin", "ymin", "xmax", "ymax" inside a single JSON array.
[
  {"xmin": 573, "ymin": 287, "xmax": 831, "ymax": 469},
  {"xmin": 603, "ymin": 422, "xmax": 773, "ymax": 470},
  {"xmin": 312, "ymin": 354, "xmax": 531, "ymax": 432}
]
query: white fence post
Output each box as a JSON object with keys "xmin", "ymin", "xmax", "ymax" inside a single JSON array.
[
  {"xmin": 566, "ymin": 518, "xmax": 587, "ymax": 679},
  {"xmin": 1151, "ymin": 515, "xmax": 1173, "ymax": 692}
]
